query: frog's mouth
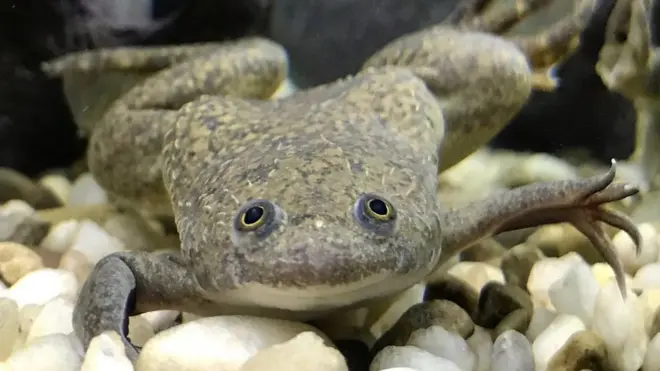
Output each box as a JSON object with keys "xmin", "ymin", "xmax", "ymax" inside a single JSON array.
[{"xmin": 218, "ymin": 269, "xmax": 428, "ymax": 314}]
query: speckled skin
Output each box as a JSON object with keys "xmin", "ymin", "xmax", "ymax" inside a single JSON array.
[{"xmin": 42, "ymin": 0, "xmax": 641, "ymax": 361}]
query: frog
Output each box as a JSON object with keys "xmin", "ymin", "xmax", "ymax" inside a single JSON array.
[{"xmin": 41, "ymin": 0, "xmax": 640, "ymax": 362}]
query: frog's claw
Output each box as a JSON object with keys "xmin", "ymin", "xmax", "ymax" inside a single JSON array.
[{"xmin": 439, "ymin": 160, "xmax": 640, "ymax": 299}]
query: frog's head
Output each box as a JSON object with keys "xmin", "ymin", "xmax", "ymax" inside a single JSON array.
[{"xmin": 164, "ymin": 69, "xmax": 445, "ymax": 313}]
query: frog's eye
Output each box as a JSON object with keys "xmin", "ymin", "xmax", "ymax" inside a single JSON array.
[
  {"xmin": 353, "ymin": 193, "xmax": 397, "ymax": 235},
  {"xmin": 234, "ymin": 200, "xmax": 283, "ymax": 238}
]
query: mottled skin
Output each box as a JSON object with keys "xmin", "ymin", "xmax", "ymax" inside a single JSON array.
[{"xmin": 42, "ymin": 0, "xmax": 641, "ymax": 362}]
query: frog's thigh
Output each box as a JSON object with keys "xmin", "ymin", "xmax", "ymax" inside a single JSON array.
[
  {"xmin": 87, "ymin": 110, "xmax": 177, "ymax": 212},
  {"xmin": 74, "ymin": 250, "xmax": 210, "ymax": 360},
  {"xmin": 115, "ymin": 42, "xmax": 288, "ymax": 110}
]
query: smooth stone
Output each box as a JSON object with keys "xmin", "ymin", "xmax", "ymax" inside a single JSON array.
[
  {"xmin": 591, "ymin": 262, "xmax": 634, "ymax": 289},
  {"xmin": 3, "ymin": 333, "xmax": 83, "ymax": 371},
  {"xmin": 370, "ymin": 283, "xmax": 425, "ymax": 339},
  {"xmin": 371, "ymin": 300, "xmax": 474, "ymax": 357},
  {"xmin": 25, "ymin": 297, "xmax": 74, "ymax": 343},
  {"xmin": 527, "ymin": 253, "xmax": 585, "ymax": 309},
  {"xmin": 491, "ymin": 330, "xmax": 534, "ymax": 371},
  {"xmin": 0, "ymin": 200, "xmax": 50, "ymax": 246},
  {"xmin": 643, "ymin": 332, "xmax": 660, "ymax": 371},
  {"xmin": 69, "ymin": 220, "xmax": 126, "ymax": 265},
  {"xmin": 0, "ymin": 298, "xmax": 19, "ymax": 361},
  {"xmin": 139, "ymin": 310, "xmax": 180, "ymax": 333},
  {"xmin": 39, "ymin": 220, "xmax": 80, "ymax": 254},
  {"xmin": 532, "ymin": 314, "xmax": 586, "ymax": 370},
  {"xmin": 592, "ymin": 281, "xmax": 647, "ymax": 371},
  {"xmin": 526, "ymin": 307, "xmax": 559, "ymax": 342},
  {"xmin": 369, "ymin": 345, "xmax": 462, "ymax": 371},
  {"xmin": 67, "ymin": 173, "xmax": 107, "ymax": 206},
  {"xmin": 0, "ymin": 168, "xmax": 62, "ymax": 209},
  {"xmin": 459, "ymin": 238, "xmax": 506, "ymax": 263},
  {"xmin": 239, "ymin": 332, "xmax": 348, "ymax": 371},
  {"xmin": 406, "ymin": 326, "xmax": 475, "ymax": 371},
  {"xmin": 37, "ymin": 174, "xmax": 71, "ymax": 205},
  {"xmin": 423, "ymin": 275, "xmax": 478, "ymax": 315},
  {"xmin": 545, "ymin": 330, "xmax": 610, "ymax": 371},
  {"xmin": 466, "ymin": 326, "xmax": 493, "ymax": 371},
  {"xmin": 500, "ymin": 243, "xmax": 545, "ymax": 289},
  {"xmin": 633, "ymin": 263, "xmax": 660, "ymax": 290},
  {"xmin": 473, "ymin": 282, "xmax": 533, "ymax": 337},
  {"xmin": 0, "ymin": 268, "xmax": 77, "ymax": 308},
  {"xmin": 80, "ymin": 331, "xmax": 134, "ymax": 371},
  {"xmin": 613, "ymin": 223, "xmax": 659, "ymax": 274},
  {"xmin": 127, "ymin": 315, "xmax": 156, "ymax": 347},
  {"xmin": 447, "ymin": 262, "xmax": 505, "ymax": 293},
  {"xmin": 58, "ymin": 250, "xmax": 94, "ymax": 286},
  {"xmin": 0, "ymin": 241, "xmax": 44, "ymax": 285},
  {"xmin": 548, "ymin": 258, "xmax": 600, "ymax": 326},
  {"xmin": 135, "ymin": 315, "xmax": 331, "ymax": 371}
]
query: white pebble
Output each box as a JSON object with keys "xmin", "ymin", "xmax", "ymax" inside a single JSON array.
[
  {"xmin": 643, "ymin": 332, "xmax": 660, "ymax": 371},
  {"xmin": 1, "ymin": 268, "xmax": 77, "ymax": 309},
  {"xmin": 26, "ymin": 297, "xmax": 74, "ymax": 343},
  {"xmin": 38, "ymin": 174, "xmax": 71, "ymax": 204},
  {"xmin": 633, "ymin": 263, "xmax": 660, "ymax": 290},
  {"xmin": 370, "ymin": 346, "xmax": 462, "ymax": 371},
  {"xmin": 406, "ymin": 326, "xmax": 475, "ymax": 371},
  {"xmin": 613, "ymin": 223, "xmax": 659, "ymax": 274},
  {"xmin": 548, "ymin": 258, "xmax": 600, "ymax": 325},
  {"xmin": 447, "ymin": 262, "xmax": 505, "ymax": 292},
  {"xmin": 67, "ymin": 173, "xmax": 107, "ymax": 206},
  {"xmin": 527, "ymin": 252, "xmax": 584, "ymax": 308},
  {"xmin": 238, "ymin": 332, "xmax": 347, "ymax": 371},
  {"xmin": 592, "ymin": 280, "xmax": 647, "ymax": 371},
  {"xmin": 525, "ymin": 307, "xmax": 558, "ymax": 342},
  {"xmin": 0, "ymin": 298, "xmax": 19, "ymax": 361},
  {"xmin": 466, "ymin": 326, "xmax": 492, "ymax": 371},
  {"xmin": 139, "ymin": 310, "xmax": 180, "ymax": 333},
  {"xmin": 39, "ymin": 220, "xmax": 81, "ymax": 254},
  {"xmin": 70, "ymin": 220, "xmax": 126, "ymax": 264},
  {"xmin": 4, "ymin": 333, "xmax": 82, "ymax": 371},
  {"xmin": 80, "ymin": 331, "xmax": 134, "ymax": 371},
  {"xmin": 532, "ymin": 314, "xmax": 585, "ymax": 370},
  {"xmin": 135, "ymin": 315, "xmax": 331, "ymax": 371},
  {"xmin": 491, "ymin": 330, "xmax": 534, "ymax": 371}
]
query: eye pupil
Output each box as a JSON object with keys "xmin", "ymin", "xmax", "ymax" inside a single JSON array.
[
  {"xmin": 368, "ymin": 199, "xmax": 388, "ymax": 216},
  {"xmin": 243, "ymin": 206, "xmax": 264, "ymax": 225}
]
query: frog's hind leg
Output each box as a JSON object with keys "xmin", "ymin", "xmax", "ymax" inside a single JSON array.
[
  {"xmin": 442, "ymin": 0, "xmax": 497, "ymax": 26},
  {"xmin": 507, "ymin": 0, "xmax": 618, "ymax": 91},
  {"xmin": 456, "ymin": 0, "xmax": 554, "ymax": 34}
]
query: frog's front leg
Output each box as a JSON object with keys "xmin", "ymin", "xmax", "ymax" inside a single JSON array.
[
  {"xmin": 74, "ymin": 250, "xmax": 215, "ymax": 361},
  {"xmin": 438, "ymin": 162, "xmax": 640, "ymax": 297}
]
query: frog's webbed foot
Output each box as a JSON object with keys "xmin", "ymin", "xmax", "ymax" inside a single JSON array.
[
  {"xmin": 74, "ymin": 250, "xmax": 211, "ymax": 361},
  {"xmin": 439, "ymin": 160, "xmax": 640, "ymax": 299}
]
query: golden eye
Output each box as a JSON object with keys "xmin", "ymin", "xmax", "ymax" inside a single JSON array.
[
  {"xmin": 364, "ymin": 197, "xmax": 393, "ymax": 222},
  {"xmin": 239, "ymin": 205, "xmax": 266, "ymax": 231}
]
